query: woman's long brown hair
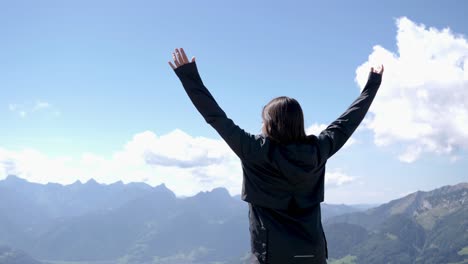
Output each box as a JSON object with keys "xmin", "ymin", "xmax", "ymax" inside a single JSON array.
[{"xmin": 261, "ymin": 96, "xmax": 307, "ymax": 145}]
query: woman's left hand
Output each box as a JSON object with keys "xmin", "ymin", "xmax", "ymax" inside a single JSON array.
[{"xmin": 168, "ymin": 48, "xmax": 196, "ymax": 70}]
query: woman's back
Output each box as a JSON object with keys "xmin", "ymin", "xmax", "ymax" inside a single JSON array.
[
  {"xmin": 249, "ymin": 199, "xmax": 328, "ymax": 263},
  {"xmin": 243, "ymin": 136, "xmax": 328, "ymax": 263},
  {"xmin": 240, "ymin": 135, "xmax": 325, "ymax": 210}
]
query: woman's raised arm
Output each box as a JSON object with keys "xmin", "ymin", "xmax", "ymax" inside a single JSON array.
[
  {"xmin": 169, "ymin": 48, "xmax": 262, "ymax": 160},
  {"xmin": 316, "ymin": 65, "xmax": 384, "ymax": 163}
]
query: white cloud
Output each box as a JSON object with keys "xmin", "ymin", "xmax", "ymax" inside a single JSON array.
[
  {"xmin": 0, "ymin": 129, "xmax": 242, "ymax": 197},
  {"xmin": 306, "ymin": 123, "xmax": 328, "ymax": 136},
  {"xmin": 355, "ymin": 17, "xmax": 468, "ymax": 162},
  {"xmin": 306, "ymin": 123, "xmax": 356, "ymax": 149},
  {"xmin": 398, "ymin": 145, "xmax": 422, "ymax": 163},
  {"xmin": 7, "ymin": 100, "xmax": 56, "ymax": 117},
  {"xmin": 0, "ymin": 129, "xmax": 358, "ymax": 198},
  {"xmin": 325, "ymin": 169, "xmax": 355, "ymax": 188}
]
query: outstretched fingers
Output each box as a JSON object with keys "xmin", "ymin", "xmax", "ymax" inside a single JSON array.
[
  {"xmin": 172, "ymin": 51, "xmax": 181, "ymax": 67},
  {"xmin": 168, "ymin": 61, "xmax": 176, "ymax": 70},
  {"xmin": 169, "ymin": 48, "xmax": 195, "ymax": 70},
  {"xmin": 179, "ymin": 48, "xmax": 190, "ymax": 64},
  {"xmin": 370, "ymin": 65, "xmax": 384, "ymax": 75},
  {"xmin": 175, "ymin": 48, "xmax": 187, "ymax": 64}
]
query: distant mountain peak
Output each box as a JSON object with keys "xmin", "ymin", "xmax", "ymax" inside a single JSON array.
[
  {"xmin": 156, "ymin": 182, "xmax": 167, "ymax": 188},
  {"xmin": 151, "ymin": 183, "xmax": 176, "ymax": 198},
  {"xmin": 85, "ymin": 178, "xmax": 99, "ymax": 185},
  {"xmin": 380, "ymin": 182, "xmax": 468, "ymax": 215},
  {"xmin": 111, "ymin": 180, "xmax": 124, "ymax": 186},
  {"xmin": 437, "ymin": 182, "xmax": 468, "ymax": 193},
  {"xmin": 210, "ymin": 187, "xmax": 231, "ymax": 196},
  {"xmin": 455, "ymin": 182, "xmax": 468, "ymax": 188},
  {"xmin": 71, "ymin": 179, "xmax": 83, "ymax": 185},
  {"xmin": 4, "ymin": 175, "xmax": 26, "ymax": 182},
  {"xmin": 153, "ymin": 183, "xmax": 172, "ymax": 193},
  {"xmin": 329, "ymin": 181, "xmax": 468, "ymax": 232},
  {"xmin": 194, "ymin": 187, "xmax": 231, "ymax": 200}
]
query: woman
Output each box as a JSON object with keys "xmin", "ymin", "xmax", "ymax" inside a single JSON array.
[{"xmin": 169, "ymin": 48, "xmax": 383, "ymax": 264}]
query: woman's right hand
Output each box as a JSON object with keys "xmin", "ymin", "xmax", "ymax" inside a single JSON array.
[
  {"xmin": 168, "ymin": 48, "xmax": 196, "ymax": 70},
  {"xmin": 371, "ymin": 65, "xmax": 384, "ymax": 75}
]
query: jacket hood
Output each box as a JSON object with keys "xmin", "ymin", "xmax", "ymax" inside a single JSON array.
[{"xmin": 271, "ymin": 136, "xmax": 320, "ymax": 186}]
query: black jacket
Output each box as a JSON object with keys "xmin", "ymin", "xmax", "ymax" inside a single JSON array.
[{"xmin": 174, "ymin": 61, "xmax": 382, "ymax": 263}]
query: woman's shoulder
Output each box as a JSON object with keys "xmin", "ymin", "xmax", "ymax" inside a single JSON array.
[
  {"xmin": 245, "ymin": 133, "xmax": 319, "ymax": 163},
  {"xmin": 254, "ymin": 133, "xmax": 318, "ymax": 144},
  {"xmin": 248, "ymin": 134, "xmax": 319, "ymax": 154},
  {"xmin": 306, "ymin": 134, "xmax": 318, "ymax": 144}
]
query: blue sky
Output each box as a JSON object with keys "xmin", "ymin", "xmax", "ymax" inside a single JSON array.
[{"xmin": 1, "ymin": 0, "xmax": 467, "ymax": 204}]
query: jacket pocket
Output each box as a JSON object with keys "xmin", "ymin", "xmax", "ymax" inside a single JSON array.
[{"xmin": 252, "ymin": 226, "xmax": 268, "ymax": 264}]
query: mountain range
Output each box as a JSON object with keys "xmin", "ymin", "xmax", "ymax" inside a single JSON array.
[
  {"xmin": 0, "ymin": 175, "xmax": 466, "ymax": 264},
  {"xmin": 324, "ymin": 182, "xmax": 468, "ymax": 263}
]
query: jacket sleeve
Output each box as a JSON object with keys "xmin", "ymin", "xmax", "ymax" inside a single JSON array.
[
  {"xmin": 316, "ymin": 71, "xmax": 382, "ymax": 162},
  {"xmin": 173, "ymin": 61, "xmax": 261, "ymax": 160}
]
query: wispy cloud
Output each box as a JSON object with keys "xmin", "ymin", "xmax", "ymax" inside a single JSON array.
[
  {"xmin": 8, "ymin": 100, "xmax": 58, "ymax": 118},
  {"xmin": 355, "ymin": 17, "xmax": 468, "ymax": 163},
  {"xmin": 8, "ymin": 104, "xmax": 27, "ymax": 118},
  {"xmin": 8, "ymin": 104, "xmax": 18, "ymax": 111},
  {"xmin": 32, "ymin": 101, "xmax": 51, "ymax": 111}
]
